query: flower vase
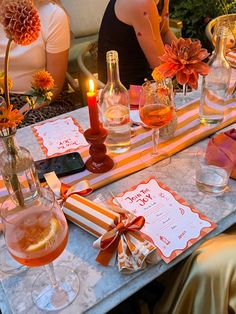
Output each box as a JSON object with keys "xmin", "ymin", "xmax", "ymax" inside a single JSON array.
[
  {"xmin": 0, "ymin": 128, "xmax": 40, "ymax": 205},
  {"xmin": 160, "ymin": 109, "xmax": 178, "ymax": 140},
  {"xmin": 175, "ymin": 84, "xmax": 192, "ymax": 106}
]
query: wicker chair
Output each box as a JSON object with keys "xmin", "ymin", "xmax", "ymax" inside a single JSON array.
[{"xmin": 205, "ymin": 13, "xmax": 236, "ymax": 45}]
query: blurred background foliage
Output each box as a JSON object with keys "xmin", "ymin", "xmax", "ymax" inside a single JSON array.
[{"xmin": 170, "ymin": 0, "xmax": 236, "ymax": 51}]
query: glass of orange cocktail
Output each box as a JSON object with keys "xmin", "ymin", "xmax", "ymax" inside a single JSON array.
[
  {"xmin": 1, "ymin": 187, "xmax": 79, "ymax": 311},
  {"xmin": 139, "ymin": 79, "xmax": 174, "ymax": 165}
]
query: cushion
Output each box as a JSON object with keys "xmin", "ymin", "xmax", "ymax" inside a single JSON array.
[{"xmin": 61, "ymin": 0, "xmax": 109, "ymax": 38}]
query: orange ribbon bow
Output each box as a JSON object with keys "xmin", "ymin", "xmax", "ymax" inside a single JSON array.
[
  {"xmin": 44, "ymin": 171, "xmax": 93, "ymax": 200},
  {"xmin": 93, "ymin": 216, "xmax": 146, "ymax": 266}
]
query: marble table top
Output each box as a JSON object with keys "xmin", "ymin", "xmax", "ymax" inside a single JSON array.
[{"xmin": 0, "ymin": 94, "xmax": 236, "ymax": 314}]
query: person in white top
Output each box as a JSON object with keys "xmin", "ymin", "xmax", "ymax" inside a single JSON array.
[{"xmin": 0, "ymin": 0, "xmax": 70, "ymax": 110}]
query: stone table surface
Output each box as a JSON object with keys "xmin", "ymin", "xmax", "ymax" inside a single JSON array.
[{"xmin": 0, "ymin": 94, "xmax": 236, "ymax": 314}]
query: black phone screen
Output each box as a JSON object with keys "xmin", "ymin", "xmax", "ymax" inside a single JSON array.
[{"xmin": 35, "ymin": 152, "xmax": 85, "ymax": 182}]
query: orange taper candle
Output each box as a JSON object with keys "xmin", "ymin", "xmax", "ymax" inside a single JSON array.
[{"xmin": 87, "ymin": 79, "xmax": 100, "ymax": 134}]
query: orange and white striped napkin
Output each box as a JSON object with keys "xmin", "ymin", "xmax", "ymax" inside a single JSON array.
[
  {"xmin": 44, "ymin": 172, "xmax": 158, "ymax": 273},
  {"xmin": 63, "ymin": 193, "xmax": 158, "ymax": 273}
]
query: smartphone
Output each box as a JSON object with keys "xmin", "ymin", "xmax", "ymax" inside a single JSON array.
[{"xmin": 35, "ymin": 152, "xmax": 86, "ymax": 182}]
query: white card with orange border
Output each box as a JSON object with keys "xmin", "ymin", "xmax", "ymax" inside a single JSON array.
[
  {"xmin": 111, "ymin": 177, "xmax": 217, "ymax": 263},
  {"xmin": 32, "ymin": 116, "xmax": 88, "ymax": 158}
]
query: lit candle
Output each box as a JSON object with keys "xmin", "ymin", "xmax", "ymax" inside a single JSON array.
[{"xmin": 87, "ymin": 79, "xmax": 100, "ymax": 134}]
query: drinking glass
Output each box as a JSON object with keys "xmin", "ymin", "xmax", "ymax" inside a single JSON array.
[
  {"xmin": 139, "ymin": 79, "xmax": 175, "ymax": 165},
  {"xmin": 1, "ymin": 187, "xmax": 79, "ymax": 311},
  {"xmin": 195, "ymin": 147, "xmax": 233, "ymax": 194},
  {"xmin": 0, "ymin": 243, "xmax": 28, "ymax": 274}
]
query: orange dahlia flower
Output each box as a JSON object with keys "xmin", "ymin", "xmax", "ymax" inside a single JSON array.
[
  {"xmin": 0, "ymin": 0, "xmax": 40, "ymax": 46},
  {"xmin": 152, "ymin": 68, "xmax": 164, "ymax": 82},
  {"xmin": 31, "ymin": 70, "xmax": 55, "ymax": 91},
  {"xmin": 0, "ymin": 105, "xmax": 24, "ymax": 129},
  {"xmin": 156, "ymin": 38, "xmax": 209, "ymax": 90}
]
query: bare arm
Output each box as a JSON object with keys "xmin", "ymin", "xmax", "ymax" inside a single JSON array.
[
  {"xmin": 160, "ymin": 0, "xmax": 177, "ymax": 45},
  {"xmin": 116, "ymin": 0, "xmax": 176, "ymax": 69},
  {"xmin": 45, "ymin": 49, "xmax": 69, "ymax": 102}
]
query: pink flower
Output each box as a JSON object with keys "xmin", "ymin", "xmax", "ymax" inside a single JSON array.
[{"xmin": 156, "ymin": 38, "xmax": 209, "ymax": 90}]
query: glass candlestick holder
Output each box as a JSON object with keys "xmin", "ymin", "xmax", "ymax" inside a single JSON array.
[{"xmin": 84, "ymin": 127, "xmax": 114, "ymax": 173}]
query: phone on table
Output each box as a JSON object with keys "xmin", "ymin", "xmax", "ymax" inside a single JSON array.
[{"xmin": 35, "ymin": 152, "xmax": 85, "ymax": 182}]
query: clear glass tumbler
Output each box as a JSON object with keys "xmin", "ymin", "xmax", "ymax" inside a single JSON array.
[{"xmin": 195, "ymin": 147, "xmax": 233, "ymax": 194}]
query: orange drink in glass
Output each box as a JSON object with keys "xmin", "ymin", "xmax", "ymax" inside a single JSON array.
[
  {"xmin": 1, "ymin": 187, "xmax": 79, "ymax": 311},
  {"xmin": 139, "ymin": 79, "xmax": 174, "ymax": 165},
  {"xmin": 6, "ymin": 211, "xmax": 68, "ymax": 267}
]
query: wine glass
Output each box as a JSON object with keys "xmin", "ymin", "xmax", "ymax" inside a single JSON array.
[
  {"xmin": 0, "ymin": 187, "xmax": 79, "ymax": 311},
  {"xmin": 0, "ymin": 242, "xmax": 28, "ymax": 274},
  {"xmin": 139, "ymin": 79, "xmax": 175, "ymax": 166}
]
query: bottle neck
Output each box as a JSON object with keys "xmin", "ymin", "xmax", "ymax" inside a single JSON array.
[
  {"xmin": 214, "ymin": 36, "xmax": 227, "ymax": 59},
  {"xmin": 107, "ymin": 60, "xmax": 121, "ymax": 83},
  {"xmin": 214, "ymin": 27, "xmax": 228, "ymax": 59}
]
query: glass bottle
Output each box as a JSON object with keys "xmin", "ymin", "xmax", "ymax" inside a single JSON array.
[
  {"xmin": 100, "ymin": 50, "xmax": 131, "ymax": 153},
  {"xmin": 199, "ymin": 26, "xmax": 232, "ymax": 125},
  {"xmin": 0, "ymin": 128, "xmax": 41, "ymax": 206}
]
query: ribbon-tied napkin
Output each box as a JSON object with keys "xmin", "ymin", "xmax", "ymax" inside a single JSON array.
[
  {"xmin": 206, "ymin": 128, "xmax": 236, "ymax": 179},
  {"xmin": 44, "ymin": 172, "xmax": 158, "ymax": 273},
  {"xmin": 93, "ymin": 215, "xmax": 158, "ymax": 273},
  {"xmin": 44, "ymin": 171, "xmax": 93, "ymax": 201}
]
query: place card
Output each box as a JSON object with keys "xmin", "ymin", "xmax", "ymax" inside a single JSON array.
[
  {"xmin": 32, "ymin": 116, "xmax": 89, "ymax": 157},
  {"xmin": 111, "ymin": 177, "xmax": 217, "ymax": 263}
]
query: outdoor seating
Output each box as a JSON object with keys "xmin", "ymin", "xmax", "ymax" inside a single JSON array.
[{"xmin": 205, "ymin": 13, "xmax": 236, "ymax": 46}]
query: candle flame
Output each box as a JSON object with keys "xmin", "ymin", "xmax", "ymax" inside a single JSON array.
[{"xmin": 89, "ymin": 79, "xmax": 94, "ymax": 93}]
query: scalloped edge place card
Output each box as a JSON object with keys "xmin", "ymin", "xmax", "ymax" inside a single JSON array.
[
  {"xmin": 31, "ymin": 116, "xmax": 88, "ymax": 158},
  {"xmin": 111, "ymin": 177, "xmax": 217, "ymax": 263}
]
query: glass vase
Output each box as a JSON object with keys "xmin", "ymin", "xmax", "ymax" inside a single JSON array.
[{"xmin": 0, "ymin": 128, "xmax": 40, "ymax": 206}]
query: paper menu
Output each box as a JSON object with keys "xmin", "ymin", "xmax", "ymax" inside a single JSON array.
[
  {"xmin": 32, "ymin": 116, "xmax": 89, "ymax": 157},
  {"xmin": 111, "ymin": 177, "xmax": 216, "ymax": 263}
]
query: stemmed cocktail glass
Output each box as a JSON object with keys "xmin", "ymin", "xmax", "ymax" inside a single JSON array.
[
  {"xmin": 1, "ymin": 187, "xmax": 79, "ymax": 311},
  {"xmin": 139, "ymin": 79, "xmax": 174, "ymax": 165}
]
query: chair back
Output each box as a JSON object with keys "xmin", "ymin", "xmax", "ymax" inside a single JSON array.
[
  {"xmin": 205, "ymin": 13, "xmax": 236, "ymax": 44},
  {"xmin": 61, "ymin": 0, "xmax": 109, "ymax": 39}
]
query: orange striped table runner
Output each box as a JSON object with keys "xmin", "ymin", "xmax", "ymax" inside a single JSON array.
[
  {"xmin": 59, "ymin": 98, "xmax": 236, "ymax": 190},
  {"xmin": 0, "ymin": 98, "xmax": 236, "ymax": 198}
]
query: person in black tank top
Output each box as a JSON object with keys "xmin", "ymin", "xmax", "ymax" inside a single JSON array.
[{"xmin": 98, "ymin": 0, "xmax": 176, "ymax": 89}]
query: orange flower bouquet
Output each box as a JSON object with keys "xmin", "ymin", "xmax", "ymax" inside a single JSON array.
[
  {"xmin": 0, "ymin": 0, "xmax": 53, "ymax": 205},
  {"xmin": 153, "ymin": 38, "xmax": 210, "ymax": 93}
]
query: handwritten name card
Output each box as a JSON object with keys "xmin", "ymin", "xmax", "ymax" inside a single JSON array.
[
  {"xmin": 112, "ymin": 177, "xmax": 216, "ymax": 263},
  {"xmin": 32, "ymin": 116, "xmax": 88, "ymax": 157}
]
